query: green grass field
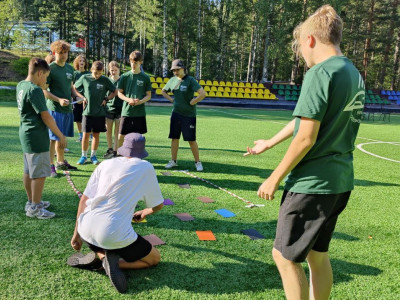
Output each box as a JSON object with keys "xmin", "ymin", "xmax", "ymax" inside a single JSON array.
[{"xmin": 0, "ymin": 102, "xmax": 399, "ymax": 299}]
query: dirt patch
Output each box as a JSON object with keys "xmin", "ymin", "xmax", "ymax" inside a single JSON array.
[{"xmin": 0, "ymin": 51, "xmax": 24, "ymax": 82}]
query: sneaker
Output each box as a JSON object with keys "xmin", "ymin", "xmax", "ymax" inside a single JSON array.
[
  {"xmin": 77, "ymin": 156, "xmax": 87, "ymax": 165},
  {"xmin": 26, "ymin": 206, "xmax": 55, "ymax": 219},
  {"xmin": 50, "ymin": 165, "xmax": 57, "ymax": 178},
  {"xmin": 103, "ymin": 148, "xmax": 114, "ymax": 158},
  {"xmin": 103, "ymin": 251, "xmax": 127, "ymax": 293},
  {"xmin": 24, "ymin": 201, "xmax": 50, "ymax": 212},
  {"xmin": 64, "ymin": 148, "xmax": 70, "ymax": 153},
  {"xmin": 67, "ymin": 252, "xmax": 102, "ymax": 270},
  {"xmin": 56, "ymin": 160, "xmax": 78, "ymax": 171},
  {"xmin": 165, "ymin": 160, "xmax": 178, "ymax": 169},
  {"xmin": 195, "ymin": 161, "xmax": 204, "ymax": 172},
  {"xmin": 91, "ymin": 155, "xmax": 100, "ymax": 165},
  {"xmin": 76, "ymin": 137, "xmax": 82, "ymax": 143},
  {"xmin": 104, "ymin": 151, "xmax": 117, "ymax": 159}
]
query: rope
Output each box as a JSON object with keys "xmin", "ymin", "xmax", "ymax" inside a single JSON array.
[
  {"xmin": 175, "ymin": 170, "xmax": 264, "ymax": 208},
  {"xmin": 63, "ymin": 171, "xmax": 83, "ymax": 198}
]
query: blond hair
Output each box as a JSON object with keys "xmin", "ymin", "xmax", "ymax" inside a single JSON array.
[
  {"xmin": 293, "ymin": 5, "xmax": 342, "ymax": 54},
  {"xmin": 73, "ymin": 55, "xmax": 89, "ymax": 71}
]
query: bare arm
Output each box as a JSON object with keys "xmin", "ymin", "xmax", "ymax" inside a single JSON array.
[
  {"xmin": 43, "ymin": 85, "xmax": 70, "ymax": 106},
  {"xmin": 136, "ymin": 90, "xmax": 152, "ymax": 105},
  {"xmin": 161, "ymin": 89, "xmax": 174, "ymax": 102},
  {"xmin": 133, "ymin": 203, "xmax": 164, "ymax": 221},
  {"xmin": 70, "ymin": 194, "xmax": 89, "ymax": 251},
  {"xmin": 244, "ymin": 119, "xmax": 296, "ymax": 156},
  {"xmin": 257, "ymin": 117, "xmax": 320, "ymax": 200},
  {"xmin": 40, "ymin": 111, "xmax": 66, "ymax": 148},
  {"xmin": 118, "ymin": 89, "xmax": 136, "ymax": 106},
  {"xmin": 190, "ymin": 87, "xmax": 206, "ymax": 105}
]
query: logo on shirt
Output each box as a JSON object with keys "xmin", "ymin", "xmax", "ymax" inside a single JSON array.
[
  {"xmin": 343, "ymin": 74, "xmax": 365, "ymax": 123},
  {"xmin": 66, "ymin": 72, "xmax": 73, "ymax": 80},
  {"xmin": 97, "ymin": 84, "xmax": 104, "ymax": 90},
  {"xmin": 180, "ymin": 85, "xmax": 187, "ymax": 92},
  {"xmin": 137, "ymin": 80, "xmax": 144, "ymax": 86},
  {"xmin": 17, "ymin": 90, "xmax": 23, "ymax": 111}
]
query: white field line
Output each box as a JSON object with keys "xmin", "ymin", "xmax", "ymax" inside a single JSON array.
[{"xmin": 356, "ymin": 142, "xmax": 400, "ymax": 163}]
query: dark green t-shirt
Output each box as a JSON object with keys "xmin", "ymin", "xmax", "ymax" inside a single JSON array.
[
  {"xmin": 118, "ymin": 71, "xmax": 151, "ymax": 117},
  {"xmin": 73, "ymin": 70, "xmax": 90, "ymax": 94},
  {"xmin": 46, "ymin": 62, "xmax": 74, "ymax": 113},
  {"xmin": 285, "ymin": 56, "xmax": 365, "ymax": 194},
  {"xmin": 163, "ymin": 75, "xmax": 201, "ymax": 117},
  {"xmin": 106, "ymin": 78, "xmax": 123, "ymax": 114},
  {"xmin": 17, "ymin": 81, "xmax": 50, "ymax": 153},
  {"xmin": 74, "ymin": 75, "xmax": 116, "ymax": 117}
]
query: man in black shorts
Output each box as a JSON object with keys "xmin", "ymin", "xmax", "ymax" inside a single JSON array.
[{"xmin": 68, "ymin": 133, "xmax": 164, "ymax": 293}]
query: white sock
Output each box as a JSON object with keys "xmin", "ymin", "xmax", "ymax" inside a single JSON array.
[
  {"xmin": 91, "ymin": 150, "xmax": 97, "ymax": 157},
  {"xmin": 82, "ymin": 151, "xmax": 88, "ymax": 157}
]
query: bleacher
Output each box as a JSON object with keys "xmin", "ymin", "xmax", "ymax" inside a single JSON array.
[{"xmin": 381, "ymin": 89, "xmax": 400, "ymax": 105}]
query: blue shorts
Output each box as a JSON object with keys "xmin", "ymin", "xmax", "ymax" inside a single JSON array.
[{"xmin": 48, "ymin": 111, "xmax": 74, "ymax": 140}]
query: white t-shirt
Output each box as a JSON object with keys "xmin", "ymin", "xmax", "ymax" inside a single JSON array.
[{"xmin": 77, "ymin": 157, "xmax": 164, "ymax": 249}]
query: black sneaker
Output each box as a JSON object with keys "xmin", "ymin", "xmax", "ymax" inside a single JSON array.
[
  {"xmin": 104, "ymin": 151, "xmax": 117, "ymax": 159},
  {"xmin": 103, "ymin": 148, "xmax": 113, "ymax": 158},
  {"xmin": 56, "ymin": 160, "xmax": 78, "ymax": 171},
  {"xmin": 103, "ymin": 251, "xmax": 127, "ymax": 293},
  {"xmin": 67, "ymin": 252, "xmax": 102, "ymax": 270}
]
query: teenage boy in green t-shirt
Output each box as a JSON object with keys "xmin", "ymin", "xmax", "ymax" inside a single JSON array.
[
  {"xmin": 245, "ymin": 5, "xmax": 365, "ymax": 300},
  {"xmin": 18, "ymin": 58, "xmax": 66, "ymax": 219},
  {"xmin": 117, "ymin": 51, "xmax": 151, "ymax": 147},
  {"xmin": 161, "ymin": 59, "xmax": 206, "ymax": 171},
  {"xmin": 43, "ymin": 40, "xmax": 81, "ymax": 177},
  {"xmin": 74, "ymin": 61, "xmax": 117, "ymax": 165}
]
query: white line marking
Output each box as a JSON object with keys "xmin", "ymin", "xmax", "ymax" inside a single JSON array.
[{"xmin": 356, "ymin": 142, "xmax": 400, "ymax": 163}]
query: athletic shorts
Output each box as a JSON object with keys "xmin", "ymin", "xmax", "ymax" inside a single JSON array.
[
  {"xmin": 106, "ymin": 111, "xmax": 121, "ymax": 120},
  {"xmin": 48, "ymin": 111, "xmax": 74, "ymax": 140},
  {"xmin": 119, "ymin": 116, "xmax": 147, "ymax": 135},
  {"xmin": 82, "ymin": 116, "xmax": 107, "ymax": 133},
  {"xmin": 84, "ymin": 235, "xmax": 152, "ymax": 263},
  {"xmin": 169, "ymin": 111, "xmax": 196, "ymax": 141},
  {"xmin": 23, "ymin": 152, "xmax": 51, "ymax": 179},
  {"xmin": 73, "ymin": 103, "xmax": 83, "ymax": 123},
  {"xmin": 274, "ymin": 190, "xmax": 351, "ymax": 263}
]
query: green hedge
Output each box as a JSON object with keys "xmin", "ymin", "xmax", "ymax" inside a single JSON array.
[{"xmin": 11, "ymin": 57, "xmax": 30, "ymax": 77}]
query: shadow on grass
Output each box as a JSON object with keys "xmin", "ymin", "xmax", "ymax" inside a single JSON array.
[
  {"xmin": 332, "ymin": 258, "xmax": 382, "ymax": 282},
  {"xmin": 354, "ymin": 178, "xmax": 400, "ymax": 187},
  {"xmin": 332, "ymin": 232, "xmax": 359, "ymax": 241}
]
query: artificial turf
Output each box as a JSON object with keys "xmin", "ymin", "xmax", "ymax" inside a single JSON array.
[{"xmin": 0, "ymin": 102, "xmax": 399, "ymax": 299}]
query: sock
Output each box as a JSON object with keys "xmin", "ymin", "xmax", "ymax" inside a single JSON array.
[
  {"xmin": 28, "ymin": 199, "xmax": 32, "ymax": 203},
  {"xmin": 79, "ymin": 132, "xmax": 83, "ymax": 138},
  {"xmin": 82, "ymin": 151, "xmax": 88, "ymax": 157},
  {"xmin": 91, "ymin": 150, "xmax": 97, "ymax": 157}
]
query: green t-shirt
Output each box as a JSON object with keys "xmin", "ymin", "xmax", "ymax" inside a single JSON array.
[
  {"xmin": 46, "ymin": 62, "xmax": 74, "ymax": 113},
  {"xmin": 74, "ymin": 75, "xmax": 116, "ymax": 117},
  {"xmin": 118, "ymin": 71, "xmax": 151, "ymax": 117},
  {"xmin": 106, "ymin": 78, "xmax": 123, "ymax": 114},
  {"xmin": 17, "ymin": 81, "xmax": 50, "ymax": 153},
  {"xmin": 73, "ymin": 70, "xmax": 90, "ymax": 94},
  {"xmin": 284, "ymin": 56, "xmax": 365, "ymax": 194},
  {"xmin": 163, "ymin": 75, "xmax": 201, "ymax": 117}
]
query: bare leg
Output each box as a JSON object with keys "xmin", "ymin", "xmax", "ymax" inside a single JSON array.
[
  {"xmin": 50, "ymin": 140, "xmax": 56, "ymax": 165},
  {"xmin": 31, "ymin": 177, "xmax": 46, "ymax": 205},
  {"xmin": 97, "ymin": 247, "xmax": 160, "ymax": 270},
  {"xmin": 113, "ymin": 119, "xmax": 120, "ymax": 151},
  {"xmin": 188, "ymin": 140, "xmax": 200, "ymax": 162},
  {"xmin": 171, "ymin": 139, "xmax": 179, "ymax": 161},
  {"xmin": 272, "ymin": 247, "xmax": 309, "ymax": 300},
  {"xmin": 76, "ymin": 122, "xmax": 82, "ymax": 134},
  {"xmin": 307, "ymin": 250, "xmax": 333, "ymax": 300},
  {"xmin": 91, "ymin": 132, "xmax": 100, "ymax": 151},
  {"xmin": 118, "ymin": 134, "xmax": 125, "ymax": 148},
  {"xmin": 23, "ymin": 173, "xmax": 32, "ymax": 201},
  {"xmin": 106, "ymin": 118, "xmax": 113, "ymax": 149},
  {"xmin": 55, "ymin": 140, "xmax": 65, "ymax": 163},
  {"xmin": 82, "ymin": 132, "xmax": 90, "ymax": 152}
]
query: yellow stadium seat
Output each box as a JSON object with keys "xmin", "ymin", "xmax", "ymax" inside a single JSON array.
[
  {"xmin": 163, "ymin": 77, "xmax": 169, "ymax": 83},
  {"xmin": 231, "ymin": 87, "xmax": 238, "ymax": 93},
  {"xmin": 237, "ymin": 92, "xmax": 244, "ymax": 98},
  {"xmin": 245, "ymin": 83, "xmax": 252, "ymax": 88},
  {"xmin": 204, "ymin": 86, "xmax": 211, "ymax": 92},
  {"xmin": 251, "ymin": 88, "xmax": 257, "ymax": 94},
  {"xmin": 208, "ymin": 91, "xmax": 216, "ymax": 97},
  {"xmin": 206, "ymin": 80, "xmax": 212, "ymax": 86},
  {"xmin": 252, "ymin": 83, "xmax": 258, "ymax": 88},
  {"xmin": 238, "ymin": 88, "xmax": 245, "ymax": 93},
  {"xmin": 263, "ymin": 94, "xmax": 271, "ymax": 100},
  {"xmin": 150, "ymin": 77, "xmax": 155, "ymax": 83},
  {"xmin": 264, "ymin": 89, "xmax": 271, "ymax": 94},
  {"xmin": 232, "ymin": 82, "xmax": 239, "ymax": 87},
  {"xmin": 270, "ymin": 94, "xmax": 277, "ymax": 100},
  {"xmin": 219, "ymin": 81, "xmax": 226, "ymax": 87},
  {"xmin": 216, "ymin": 91, "xmax": 223, "ymax": 97},
  {"xmin": 160, "ymin": 83, "xmax": 165, "ymax": 89},
  {"xmin": 151, "ymin": 83, "xmax": 159, "ymax": 89},
  {"xmin": 239, "ymin": 82, "xmax": 245, "ymax": 87},
  {"xmin": 230, "ymin": 92, "xmax": 237, "ymax": 98},
  {"xmin": 224, "ymin": 87, "xmax": 231, "ymax": 93},
  {"xmin": 223, "ymin": 92, "xmax": 230, "ymax": 98},
  {"xmin": 245, "ymin": 88, "xmax": 251, "ymax": 94},
  {"xmin": 199, "ymin": 80, "xmax": 206, "ymax": 85},
  {"xmin": 211, "ymin": 86, "xmax": 218, "ymax": 92},
  {"xmin": 257, "ymin": 89, "xmax": 264, "ymax": 95},
  {"xmin": 258, "ymin": 83, "xmax": 264, "ymax": 88},
  {"xmin": 156, "ymin": 77, "xmax": 163, "ymax": 83},
  {"xmin": 226, "ymin": 82, "xmax": 232, "ymax": 87},
  {"xmin": 194, "ymin": 92, "xmax": 199, "ymax": 96},
  {"xmin": 218, "ymin": 87, "xmax": 224, "ymax": 92},
  {"xmin": 213, "ymin": 80, "xmax": 219, "ymax": 86},
  {"xmin": 156, "ymin": 88, "xmax": 162, "ymax": 95},
  {"xmin": 251, "ymin": 94, "xmax": 259, "ymax": 99},
  {"xmin": 244, "ymin": 93, "xmax": 251, "ymax": 98},
  {"xmin": 168, "ymin": 92, "xmax": 173, "ymax": 95}
]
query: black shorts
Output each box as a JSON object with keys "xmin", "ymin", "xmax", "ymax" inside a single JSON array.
[
  {"xmin": 274, "ymin": 190, "xmax": 351, "ymax": 263},
  {"xmin": 84, "ymin": 235, "xmax": 152, "ymax": 263},
  {"xmin": 119, "ymin": 116, "xmax": 147, "ymax": 135},
  {"xmin": 73, "ymin": 103, "xmax": 83, "ymax": 123},
  {"xmin": 106, "ymin": 111, "xmax": 121, "ymax": 120},
  {"xmin": 82, "ymin": 115, "xmax": 107, "ymax": 133},
  {"xmin": 169, "ymin": 111, "xmax": 196, "ymax": 141}
]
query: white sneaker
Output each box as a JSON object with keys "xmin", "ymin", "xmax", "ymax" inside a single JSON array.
[
  {"xmin": 195, "ymin": 161, "xmax": 203, "ymax": 172},
  {"xmin": 165, "ymin": 160, "xmax": 178, "ymax": 169},
  {"xmin": 24, "ymin": 201, "xmax": 50, "ymax": 212},
  {"xmin": 26, "ymin": 205, "xmax": 55, "ymax": 219},
  {"xmin": 64, "ymin": 148, "xmax": 70, "ymax": 153}
]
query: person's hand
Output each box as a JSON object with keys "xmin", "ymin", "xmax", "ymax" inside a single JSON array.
[
  {"xmin": 58, "ymin": 135, "xmax": 67, "ymax": 149},
  {"xmin": 257, "ymin": 176, "xmax": 280, "ymax": 201},
  {"xmin": 101, "ymin": 100, "xmax": 107, "ymax": 106},
  {"xmin": 59, "ymin": 98, "xmax": 70, "ymax": 106},
  {"xmin": 82, "ymin": 98, "xmax": 87, "ymax": 108},
  {"xmin": 190, "ymin": 98, "xmax": 197, "ymax": 106},
  {"xmin": 71, "ymin": 233, "xmax": 83, "ymax": 251},
  {"xmin": 133, "ymin": 208, "xmax": 152, "ymax": 221},
  {"xmin": 128, "ymin": 98, "xmax": 136, "ymax": 106},
  {"xmin": 134, "ymin": 98, "xmax": 140, "ymax": 105},
  {"xmin": 244, "ymin": 139, "xmax": 273, "ymax": 156}
]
